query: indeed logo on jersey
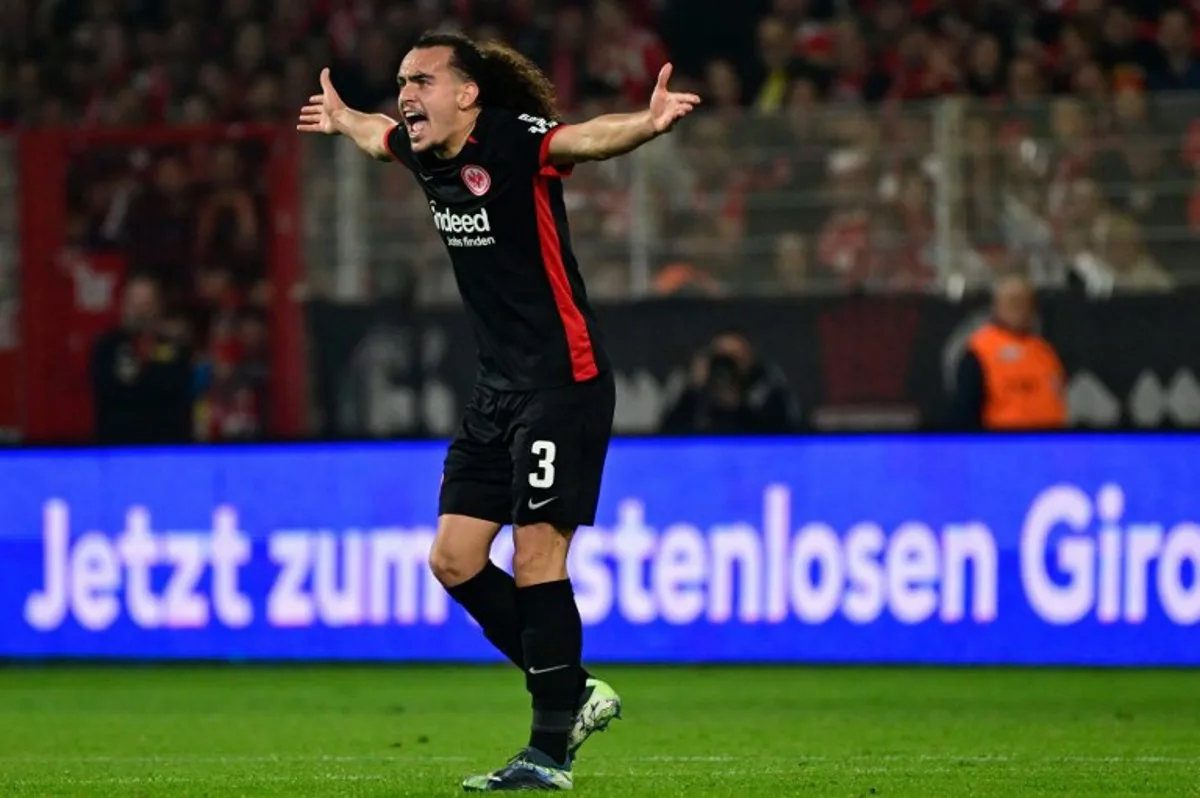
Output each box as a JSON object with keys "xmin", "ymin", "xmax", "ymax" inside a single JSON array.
[{"xmin": 430, "ymin": 201, "xmax": 496, "ymax": 248}]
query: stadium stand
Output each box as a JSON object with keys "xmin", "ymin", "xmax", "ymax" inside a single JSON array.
[{"xmin": 2, "ymin": 0, "xmax": 1199, "ymax": 439}]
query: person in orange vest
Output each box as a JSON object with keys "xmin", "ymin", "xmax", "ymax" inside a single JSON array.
[{"xmin": 952, "ymin": 275, "xmax": 1068, "ymax": 430}]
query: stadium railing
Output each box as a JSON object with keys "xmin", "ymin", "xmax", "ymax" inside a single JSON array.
[{"xmin": 303, "ymin": 95, "xmax": 1200, "ymax": 301}]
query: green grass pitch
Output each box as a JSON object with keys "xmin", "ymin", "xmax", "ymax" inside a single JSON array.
[{"xmin": 1, "ymin": 665, "xmax": 1198, "ymax": 797}]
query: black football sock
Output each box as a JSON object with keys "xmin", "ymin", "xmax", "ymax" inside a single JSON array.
[
  {"xmin": 565, "ymin": 585, "xmax": 590, "ymax": 701},
  {"xmin": 518, "ymin": 579, "xmax": 583, "ymax": 766},
  {"xmin": 446, "ymin": 563, "xmax": 594, "ymax": 692},
  {"xmin": 446, "ymin": 562, "xmax": 526, "ymax": 669}
]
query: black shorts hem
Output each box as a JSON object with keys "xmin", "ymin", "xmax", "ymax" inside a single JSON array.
[
  {"xmin": 438, "ymin": 478, "xmax": 511, "ymax": 526},
  {"xmin": 511, "ymin": 506, "xmax": 598, "ymax": 530}
]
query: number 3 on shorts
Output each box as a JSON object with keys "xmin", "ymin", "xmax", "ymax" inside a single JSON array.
[{"xmin": 529, "ymin": 440, "xmax": 556, "ymax": 489}]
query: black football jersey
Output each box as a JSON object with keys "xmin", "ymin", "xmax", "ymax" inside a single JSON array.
[{"xmin": 384, "ymin": 106, "xmax": 609, "ymax": 391}]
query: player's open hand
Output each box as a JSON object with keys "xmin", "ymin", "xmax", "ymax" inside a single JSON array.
[
  {"xmin": 297, "ymin": 68, "xmax": 345, "ymax": 135},
  {"xmin": 648, "ymin": 64, "xmax": 701, "ymax": 135}
]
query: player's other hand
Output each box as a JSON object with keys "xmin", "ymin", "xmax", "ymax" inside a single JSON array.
[
  {"xmin": 648, "ymin": 64, "xmax": 701, "ymax": 134},
  {"xmin": 297, "ymin": 68, "xmax": 346, "ymax": 135}
]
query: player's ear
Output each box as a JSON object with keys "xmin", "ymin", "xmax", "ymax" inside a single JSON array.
[{"xmin": 458, "ymin": 79, "xmax": 480, "ymax": 110}]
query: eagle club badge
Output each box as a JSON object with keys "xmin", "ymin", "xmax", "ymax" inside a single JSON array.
[{"xmin": 461, "ymin": 165, "xmax": 491, "ymax": 197}]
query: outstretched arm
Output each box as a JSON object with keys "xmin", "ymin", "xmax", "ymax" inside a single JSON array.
[
  {"xmin": 297, "ymin": 68, "xmax": 397, "ymax": 160},
  {"xmin": 547, "ymin": 64, "xmax": 700, "ymax": 166},
  {"xmin": 331, "ymin": 110, "xmax": 398, "ymax": 161}
]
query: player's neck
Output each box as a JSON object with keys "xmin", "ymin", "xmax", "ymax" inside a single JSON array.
[{"xmin": 433, "ymin": 108, "xmax": 481, "ymax": 161}]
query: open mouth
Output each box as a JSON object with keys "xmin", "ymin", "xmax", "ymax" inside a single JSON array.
[{"xmin": 404, "ymin": 110, "xmax": 429, "ymax": 139}]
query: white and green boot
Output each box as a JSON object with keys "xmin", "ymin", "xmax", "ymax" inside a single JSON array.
[
  {"xmin": 568, "ymin": 677, "xmax": 622, "ymax": 758},
  {"xmin": 462, "ymin": 748, "xmax": 573, "ymax": 791}
]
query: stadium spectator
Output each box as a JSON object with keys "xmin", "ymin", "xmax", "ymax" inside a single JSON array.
[
  {"xmin": 90, "ymin": 275, "xmax": 193, "ymax": 444},
  {"xmin": 1053, "ymin": 23, "xmax": 1100, "ymax": 94},
  {"xmin": 1098, "ymin": 213, "xmax": 1175, "ymax": 291},
  {"xmin": 751, "ymin": 16, "xmax": 810, "ymax": 111},
  {"xmin": 1149, "ymin": 7, "xmax": 1200, "ymax": 90},
  {"xmin": 703, "ymin": 60, "xmax": 745, "ymax": 118},
  {"xmin": 768, "ymin": 232, "xmax": 815, "ymax": 293},
  {"xmin": 660, "ymin": 330, "xmax": 800, "ymax": 434},
  {"xmin": 1008, "ymin": 54, "xmax": 1049, "ymax": 105},
  {"xmin": 827, "ymin": 20, "xmax": 890, "ymax": 102},
  {"xmin": 951, "ymin": 275, "xmax": 1068, "ymax": 431},
  {"xmin": 966, "ymin": 33, "xmax": 1006, "ymax": 98},
  {"xmin": 1070, "ymin": 58, "xmax": 1111, "ymax": 100},
  {"xmin": 1098, "ymin": 3, "xmax": 1160, "ymax": 88}
]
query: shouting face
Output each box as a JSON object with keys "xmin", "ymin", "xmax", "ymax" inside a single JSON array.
[{"xmin": 396, "ymin": 45, "xmax": 480, "ymax": 155}]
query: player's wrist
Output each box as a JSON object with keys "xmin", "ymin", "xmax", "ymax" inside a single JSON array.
[
  {"xmin": 641, "ymin": 109, "xmax": 662, "ymax": 137},
  {"xmin": 329, "ymin": 107, "xmax": 354, "ymax": 135}
]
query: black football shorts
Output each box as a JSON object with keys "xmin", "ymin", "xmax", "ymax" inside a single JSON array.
[{"xmin": 439, "ymin": 372, "xmax": 615, "ymax": 528}]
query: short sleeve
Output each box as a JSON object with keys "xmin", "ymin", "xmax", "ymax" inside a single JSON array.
[
  {"xmin": 383, "ymin": 123, "xmax": 416, "ymax": 169},
  {"xmin": 488, "ymin": 109, "xmax": 574, "ymax": 179}
]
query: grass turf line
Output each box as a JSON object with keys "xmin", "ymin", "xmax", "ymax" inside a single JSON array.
[{"xmin": 0, "ymin": 666, "xmax": 1198, "ymax": 797}]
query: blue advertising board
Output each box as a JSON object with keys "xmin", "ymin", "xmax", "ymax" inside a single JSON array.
[{"xmin": 1, "ymin": 436, "xmax": 1198, "ymax": 665}]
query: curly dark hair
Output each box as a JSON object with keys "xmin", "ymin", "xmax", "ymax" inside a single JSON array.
[{"xmin": 413, "ymin": 31, "xmax": 560, "ymax": 122}]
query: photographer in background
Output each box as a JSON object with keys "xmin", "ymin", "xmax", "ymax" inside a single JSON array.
[
  {"xmin": 90, "ymin": 275, "xmax": 193, "ymax": 444},
  {"xmin": 660, "ymin": 329, "xmax": 799, "ymax": 434}
]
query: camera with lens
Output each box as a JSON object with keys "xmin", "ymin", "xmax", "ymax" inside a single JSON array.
[{"xmin": 703, "ymin": 352, "xmax": 745, "ymax": 409}]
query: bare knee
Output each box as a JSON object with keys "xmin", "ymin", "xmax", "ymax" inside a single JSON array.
[
  {"xmin": 429, "ymin": 515, "xmax": 500, "ymax": 588},
  {"xmin": 513, "ymin": 523, "xmax": 573, "ymax": 586},
  {"xmin": 429, "ymin": 541, "xmax": 477, "ymax": 587}
]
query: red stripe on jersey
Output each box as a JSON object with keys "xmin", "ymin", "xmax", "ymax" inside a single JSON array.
[
  {"xmin": 382, "ymin": 124, "xmax": 400, "ymax": 160},
  {"xmin": 533, "ymin": 176, "xmax": 598, "ymax": 382},
  {"xmin": 538, "ymin": 125, "xmax": 575, "ymax": 178}
]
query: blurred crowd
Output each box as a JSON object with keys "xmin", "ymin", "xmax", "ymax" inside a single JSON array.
[
  {"xmin": 67, "ymin": 137, "xmax": 272, "ymax": 441},
  {"xmin": 2, "ymin": 0, "xmax": 1200, "ymax": 439},
  {"xmin": 299, "ymin": 0, "xmax": 1200, "ymax": 300},
  {"xmin": 3, "ymin": 2, "xmax": 1199, "ymax": 298}
]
